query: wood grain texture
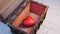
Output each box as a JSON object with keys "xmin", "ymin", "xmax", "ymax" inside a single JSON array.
[
  {"xmin": 0, "ymin": 0, "xmax": 16, "ymax": 14},
  {"xmin": 0, "ymin": 0, "xmax": 23, "ymax": 19}
]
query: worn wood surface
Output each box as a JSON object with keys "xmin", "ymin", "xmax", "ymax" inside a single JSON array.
[{"xmin": 0, "ymin": 0, "xmax": 23, "ymax": 19}]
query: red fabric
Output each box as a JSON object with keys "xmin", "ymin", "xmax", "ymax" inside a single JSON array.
[{"xmin": 30, "ymin": 2, "xmax": 46, "ymax": 15}]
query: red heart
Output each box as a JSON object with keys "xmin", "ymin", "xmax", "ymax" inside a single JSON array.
[{"xmin": 23, "ymin": 16, "xmax": 35, "ymax": 27}]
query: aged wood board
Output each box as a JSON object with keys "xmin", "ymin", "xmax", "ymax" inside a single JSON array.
[{"xmin": 0, "ymin": 0, "xmax": 23, "ymax": 19}]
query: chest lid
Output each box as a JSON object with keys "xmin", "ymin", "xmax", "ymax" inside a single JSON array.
[{"xmin": 0, "ymin": 0, "xmax": 24, "ymax": 20}]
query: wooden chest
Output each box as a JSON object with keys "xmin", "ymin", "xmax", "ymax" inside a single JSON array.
[{"xmin": 0, "ymin": 0, "xmax": 48, "ymax": 34}]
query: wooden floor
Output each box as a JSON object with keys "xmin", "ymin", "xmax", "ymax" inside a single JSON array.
[{"xmin": 35, "ymin": 0, "xmax": 60, "ymax": 34}]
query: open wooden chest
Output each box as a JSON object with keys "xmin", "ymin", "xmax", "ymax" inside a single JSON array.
[{"xmin": 0, "ymin": 0, "xmax": 48, "ymax": 34}]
